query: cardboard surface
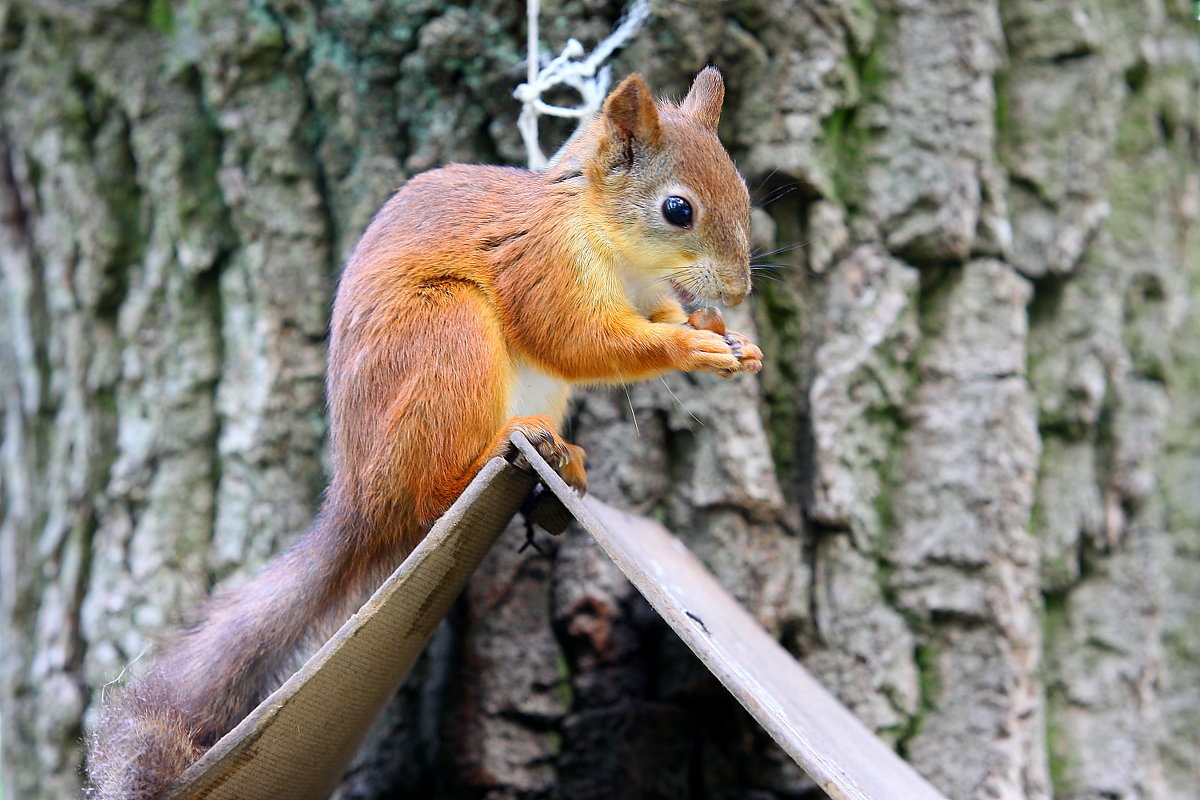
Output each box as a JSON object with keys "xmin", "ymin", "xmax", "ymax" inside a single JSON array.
[
  {"xmin": 166, "ymin": 457, "xmax": 535, "ymax": 800},
  {"xmin": 511, "ymin": 433, "xmax": 950, "ymax": 800},
  {"xmin": 168, "ymin": 434, "xmax": 950, "ymax": 800}
]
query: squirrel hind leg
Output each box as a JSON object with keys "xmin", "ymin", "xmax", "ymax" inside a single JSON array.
[{"xmin": 87, "ymin": 675, "xmax": 205, "ymax": 800}]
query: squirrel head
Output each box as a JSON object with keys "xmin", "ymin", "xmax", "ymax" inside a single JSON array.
[{"xmin": 555, "ymin": 67, "xmax": 752, "ymax": 307}]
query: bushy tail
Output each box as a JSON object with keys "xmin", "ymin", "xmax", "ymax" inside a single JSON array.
[
  {"xmin": 86, "ymin": 504, "xmax": 392, "ymax": 799},
  {"xmin": 86, "ymin": 673, "xmax": 206, "ymax": 800}
]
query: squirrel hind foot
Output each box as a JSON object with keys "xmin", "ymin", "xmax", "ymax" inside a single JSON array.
[
  {"xmin": 493, "ymin": 416, "xmax": 588, "ymax": 495},
  {"xmin": 87, "ymin": 697, "xmax": 204, "ymax": 800}
]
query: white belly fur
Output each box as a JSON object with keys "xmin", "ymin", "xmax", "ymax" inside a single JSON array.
[{"xmin": 508, "ymin": 360, "xmax": 572, "ymax": 424}]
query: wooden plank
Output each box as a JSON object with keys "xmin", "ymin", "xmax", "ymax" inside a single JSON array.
[
  {"xmin": 511, "ymin": 433, "xmax": 950, "ymax": 800},
  {"xmin": 167, "ymin": 457, "xmax": 535, "ymax": 800},
  {"xmin": 166, "ymin": 431, "xmax": 951, "ymax": 800}
]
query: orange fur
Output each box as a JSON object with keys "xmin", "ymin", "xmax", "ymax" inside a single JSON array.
[{"xmin": 86, "ymin": 67, "xmax": 760, "ymax": 799}]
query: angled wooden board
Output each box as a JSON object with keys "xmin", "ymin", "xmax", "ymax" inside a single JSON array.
[
  {"xmin": 166, "ymin": 432, "xmax": 950, "ymax": 800},
  {"xmin": 166, "ymin": 457, "xmax": 536, "ymax": 800},
  {"xmin": 511, "ymin": 433, "xmax": 950, "ymax": 800}
]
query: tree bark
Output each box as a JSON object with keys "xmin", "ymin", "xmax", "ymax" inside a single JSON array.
[{"xmin": 1, "ymin": 1, "xmax": 1197, "ymax": 799}]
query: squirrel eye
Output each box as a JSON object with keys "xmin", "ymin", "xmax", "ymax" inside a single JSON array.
[{"xmin": 661, "ymin": 196, "xmax": 693, "ymax": 228}]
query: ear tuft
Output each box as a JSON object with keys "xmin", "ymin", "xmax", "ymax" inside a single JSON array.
[
  {"xmin": 680, "ymin": 66, "xmax": 724, "ymax": 132},
  {"xmin": 603, "ymin": 73, "xmax": 661, "ymax": 145}
]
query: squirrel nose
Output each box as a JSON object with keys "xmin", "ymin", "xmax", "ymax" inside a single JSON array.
[
  {"xmin": 721, "ymin": 286, "xmax": 748, "ymax": 306},
  {"xmin": 720, "ymin": 272, "xmax": 751, "ymax": 306}
]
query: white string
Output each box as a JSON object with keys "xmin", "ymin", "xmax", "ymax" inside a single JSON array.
[{"xmin": 514, "ymin": 0, "xmax": 651, "ymax": 171}]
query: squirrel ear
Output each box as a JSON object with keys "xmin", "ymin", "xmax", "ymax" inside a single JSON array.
[
  {"xmin": 680, "ymin": 66, "xmax": 724, "ymax": 132},
  {"xmin": 602, "ymin": 73, "xmax": 661, "ymax": 147}
]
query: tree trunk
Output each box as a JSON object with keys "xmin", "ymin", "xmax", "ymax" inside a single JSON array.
[{"xmin": 1, "ymin": 1, "xmax": 1197, "ymax": 799}]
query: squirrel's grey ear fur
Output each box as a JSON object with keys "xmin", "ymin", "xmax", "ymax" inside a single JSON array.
[
  {"xmin": 680, "ymin": 66, "xmax": 724, "ymax": 132},
  {"xmin": 603, "ymin": 73, "xmax": 661, "ymax": 145}
]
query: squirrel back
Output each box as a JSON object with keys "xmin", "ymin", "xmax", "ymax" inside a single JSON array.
[{"xmin": 86, "ymin": 67, "xmax": 759, "ymax": 799}]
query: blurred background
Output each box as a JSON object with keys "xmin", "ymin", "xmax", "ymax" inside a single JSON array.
[{"xmin": 1, "ymin": 1, "xmax": 1197, "ymax": 798}]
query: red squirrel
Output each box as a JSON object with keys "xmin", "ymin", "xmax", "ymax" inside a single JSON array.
[{"xmin": 86, "ymin": 67, "xmax": 762, "ymax": 799}]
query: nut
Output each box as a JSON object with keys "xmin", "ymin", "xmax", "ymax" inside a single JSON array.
[{"xmin": 687, "ymin": 307, "xmax": 726, "ymax": 335}]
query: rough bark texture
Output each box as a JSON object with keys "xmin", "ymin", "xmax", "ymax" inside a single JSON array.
[{"xmin": 1, "ymin": 1, "xmax": 1198, "ymax": 799}]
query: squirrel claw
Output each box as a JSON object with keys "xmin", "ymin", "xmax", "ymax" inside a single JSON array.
[
  {"xmin": 501, "ymin": 417, "xmax": 587, "ymax": 494},
  {"xmin": 723, "ymin": 330, "xmax": 763, "ymax": 375}
]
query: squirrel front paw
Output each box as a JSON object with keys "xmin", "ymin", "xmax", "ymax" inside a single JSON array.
[
  {"xmin": 676, "ymin": 327, "xmax": 763, "ymax": 378},
  {"xmin": 683, "ymin": 307, "xmax": 762, "ymax": 377},
  {"xmin": 723, "ymin": 330, "xmax": 763, "ymax": 375}
]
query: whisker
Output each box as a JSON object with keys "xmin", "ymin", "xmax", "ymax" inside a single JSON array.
[
  {"xmin": 750, "ymin": 174, "xmax": 797, "ymax": 200},
  {"xmin": 623, "ymin": 386, "xmax": 640, "ymax": 438},
  {"xmin": 755, "ymin": 184, "xmax": 800, "ymax": 208},
  {"xmin": 662, "ymin": 267, "xmax": 697, "ymax": 280},
  {"xmin": 662, "ymin": 273, "xmax": 701, "ymax": 291},
  {"xmin": 750, "ymin": 168, "xmax": 782, "ymax": 197},
  {"xmin": 752, "ymin": 261, "xmax": 817, "ymax": 279},
  {"xmin": 659, "ymin": 377, "xmax": 704, "ymax": 427},
  {"xmin": 752, "ymin": 240, "xmax": 811, "ymax": 259}
]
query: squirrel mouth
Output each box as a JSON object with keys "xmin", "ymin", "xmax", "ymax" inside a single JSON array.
[{"xmin": 669, "ymin": 280, "xmax": 704, "ymax": 311}]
